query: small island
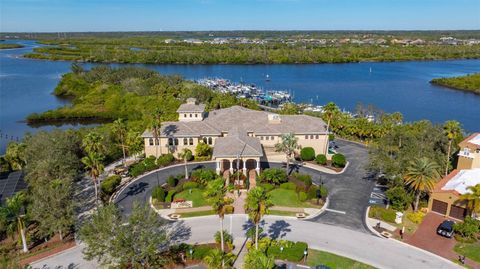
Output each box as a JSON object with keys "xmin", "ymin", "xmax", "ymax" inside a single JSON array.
[
  {"xmin": 0, "ymin": 43, "xmax": 24, "ymax": 49},
  {"xmin": 430, "ymin": 73, "xmax": 480, "ymax": 95}
]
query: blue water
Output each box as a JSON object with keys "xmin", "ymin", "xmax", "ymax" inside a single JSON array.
[{"xmin": 1, "ymin": 39, "xmax": 480, "ymax": 153}]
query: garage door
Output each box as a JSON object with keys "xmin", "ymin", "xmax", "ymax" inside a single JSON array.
[
  {"xmin": 449, "ymin": 205, "xmax": 466, "ymax": 220},
  {"xmin": 431, "ymin": 199, "xmax": 448, "ymax": 215}
]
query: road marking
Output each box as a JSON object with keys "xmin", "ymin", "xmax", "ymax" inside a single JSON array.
[
  {"xmin": 297, "ymin": 265, "xmax": 310, "ymax": 268},
  {"xmin": 325, "ymin": 208, "xmax": 346, "ymax": 214},
  {"xmin": 371, "ymin": 193, "xmax": 386, "ymax": 199}
]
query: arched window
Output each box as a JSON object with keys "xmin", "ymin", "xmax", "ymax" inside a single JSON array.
[
  {"xmin": 184, "ymin": 114, "xmax": 187, "ymax": 118},
  {"xmin": 195, "ymin": 113, "xmax": 198, "ymax": 118},
  {"xmin": 155, "ymin": 138, "xmax": 159, "ymax": 145},
  {"xmin": 149, "ymin": 138, "xmax": 154, "ymax": 146},
  {"xmin": 174, "ymin": 138, "xmax": 179, "ymax": 145},
  {"xmin": 315, "ymin": 135, "xmax": 319, "ymax": 139},
  {"xmin": 190, "ymin": 114, "xmax": 192, "ymax": 118},
  {"xmin": 271, "ymin": 136, "xmax": 274, "ymax": 140},
  {"xmin": 203, "ymin": 137, "xmax": 208, "ymax": 144},
  {"xmin": 305, "ymin": 135, "xmax": 308, "ymax": 139},
  {"xmin": 208, "ymin": 137, "xmax": 213, "ymax": 145},
  {"xmin": 189, "ymin": 138, "xmax": 194, "ymax": 145},
  {"xmin": 168, "ymin": 138, "xmax": 173, "ymax": 146},
  {"xmin": 183, "ymin": 138, "xmax": 188, "ymax": 145}
]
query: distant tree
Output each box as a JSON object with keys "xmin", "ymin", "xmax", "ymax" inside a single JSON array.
[
  {"xmin": 178, "ymin": 148, "xmax": 193, "ymax": 179},
  {"xmin": 244, "ymin": 187, "xmax": 273, "ymax": 250},
  {"xmin": 443, "ymin": 120, "xmax": 462, "ymax": 176},
  {"xmin": 126, "ymin": 130, "xmax": 144, "ymax": 157},
  {"xmin": 322, "ymin": 102, "xmax": 339, "ymax": 153},
  {"xmin": 71, "ymin": 63, "xmax": 84, "ymax": 75},
  {"xmin": 150, "ymin": 109, "xmax": 163, "ymax": 158},
  {"xmin": 4, "ymin": 142, "xmax": 26, "ymax": 170},
  {"xmin": 80, "ymin": 203, "xmax": 167, "ymax": 268},
  {"xmin": 275, "ymin": 133, "xmax": 299, "ymax": 175},
  {"xmin": 82, "ymin": 132, "xmax": 106, "ymax": 156},
  {"xmin": 404, "ymin": 157, "xmax": 440, "ymax": 211},
  {"xmin": 195, "ymin": 141, "xmax": 213, "ymax": 158},
  {"xmin": 82, "ymin": 152, "xmax": 104, "ymax": 205},
  {"xmin": 0, "ymin": 192, "xmax": 28, "ymax": 253}
]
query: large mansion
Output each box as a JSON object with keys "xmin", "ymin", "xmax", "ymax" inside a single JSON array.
[{"xmin": 142, "ymin": 98, "xmax": 329, "ymax": 175}]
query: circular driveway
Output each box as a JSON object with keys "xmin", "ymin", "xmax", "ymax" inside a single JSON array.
[{"xmin": 114, "ymin": 139, "xmax": 375, "ymax": 233}]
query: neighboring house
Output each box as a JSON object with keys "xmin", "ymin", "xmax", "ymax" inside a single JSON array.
[
  {"xmin": 428, "ymin": 133, "xmax": 480, "ymax": 220},
  {"xmin": 142, "ymin": 98, "xmax": 329, "ymax": 176}
]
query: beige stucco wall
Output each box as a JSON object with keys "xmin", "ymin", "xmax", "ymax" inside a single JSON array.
[
  {"xmin": 296, "ymin": 134, "xmax": 329, "ymax": 156},
  {"xmin": 457, "ymin": 141, "xmax": 480, "ymax": 170},
  {"xmin": 144, "ymin": 136, "xmax": 218, "ymax": 158},
  {"xmin": 428, "ymin": 192, "xmax": 466, "ymax": 218}
]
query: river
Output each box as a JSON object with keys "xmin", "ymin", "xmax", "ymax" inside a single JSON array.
[{"xmin": 1, "ymin": 40, "xmax": 480, "ymax": 153}]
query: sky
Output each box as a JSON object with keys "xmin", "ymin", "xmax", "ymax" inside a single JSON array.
[{"xmin": 1, "ymin": 0, "xmax": 479, "ymax": 32}]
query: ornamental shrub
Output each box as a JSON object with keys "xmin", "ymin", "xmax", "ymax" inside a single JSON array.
[
  {"xmin": 182, "ymin": 181, "xmax": 199, "ymax": 190},
  {"xmin": 157, "ymin": 154, "xmax": 175, "ymax": 166},
  {"xmin": 225, "ymin": 205, "xmax": 235, "ymax": 214},
  {"xmin": 144, "ymin": 156, "xmax": 158, "ymax": 170},
  {"xmin": 259, "ymin": 168, "xmax": 287, "ymax": 184},
  {"xmin": 100, "ymin": 175, "xmax": 121, "ymax": 196},
  {"xmin": 300, "ymin": 147, "xmax": 315, "ymax": 161},
  {"xmin": 167, "ymin": 175, "xmax": 178, "ymax": 187},
  {"xmin": 214, "ymin": 230, "xmax": 233, "ymax": 246},
  {"xmin": 129, "ymin": 163, "xmax": 146, "ymax": 177},
  {"xmin": 315, "ymin": 154, "xmax": 327, "ymax": 165},
  {"xmin": 331, "ymin": 153, "xmax": 346, "ymax": 168},
  {"xmin": 195, "ymin": 142, "xmax": 212, "ymax": 157},
  {"xmin": 280, "ymin": 182, "xmax": 297, "ymax": 190},
  {"xmin": 191, "ymin": 168, "xmax": 218, "ymax": 185},
  {"xmin": 368, "ymin": 206, "xmax": 396, "ymax": 223},
  {"xmin": 294, "ymin": 173, "xmax": 312, "ymax": 188},
  {"xmin": 454, "ymin": 217, "xmax": 480, "ymax": 239},
  {"xmin": 151, "ymin": 186, "xmax": 166, "ymax": 202},
  {"xmin": 406, "ymin": 211, "xmax": 425, "ymax": 224},
  {"xmin": 385, "ymin": 186, "xmax": 412, "ymax": 211},
  {"xmin": 298, "ymin": 192, "xmax": 307, "ymax": 202}
]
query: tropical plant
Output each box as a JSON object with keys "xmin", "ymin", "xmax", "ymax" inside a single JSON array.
[
  {"xmin": 459, "ymin": 184, "xmax": 480, "ymax": 215},
  {"xmin": 404, "ymin": 157, "xmax": 440, "ymax": 211},
  {"xmin": 4, "ymin": 142, "xmax": 26, "ymax": 170},
  {"xmin": 203, "ymin": 249, "xmax": 235, "ymax": 269},
  {"xmin": 82, "ymin": 132, "xmax": 106, "ymax": 156},
  {"xmin": 112, "ymin": 118, "xmax": 128, "ymax": 166},
  {"xmin": 150, "ymin": 108, "xmax": 163, "ymax": 158},
  {"xmin": 82, "ymin": 152, "xmax": 105, "ymax": 204},
  {"xmin": 322, "ymin": 102, "xmax": 339, "ymax": 152},
  {"xmin": 258, "ymin": 168, "xmax": 287, "ymax": 185},
  {"xmin": 443, "ymin": 120, "xmax": 462, "ymax": 176},
  {"xmin": 0, "ymin": 192, "xmax": 28, "ymax": 252},
  {"xmin": 244, "ymin": 249, "xmax": 275, "ymax": 269},
  {"xmin": 244, "ymin": 187, "xmax": 273, "ymax": 250},
  {"xmin": 275, "ymin": 133, "xmax": 299, "ymax": 174},
  {"xmin": 178, "ymin": 148, "xmax": 193, "ymax": 179}
]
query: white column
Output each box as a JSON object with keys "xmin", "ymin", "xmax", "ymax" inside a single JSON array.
[
  {"xmin": 216, "ymin": 160, "xmax": 221, "ymax": 175},
  {"xmin": 255, "ymin": 158, "xmax": 260, "ymax": 175},
  {"xmin": 242, "ymin": 158, "xmax": 247, "ymax": 176},
  {"xmin": 229, "ymin": 159, "xmax": 234, "ymax": 174}
]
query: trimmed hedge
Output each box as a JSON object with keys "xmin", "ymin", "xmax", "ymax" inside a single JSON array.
[
  {"xmin": 191, "ymin": 168, "xmax": 218, "ymax": 186},
  {"xmin": 368, "ymin": 206, "xmax": 396, "ymax": 223},
  {"xmin": 152, "ymin": 186, "xmax": 166, "ymax": 202},
  {"xmin": 259, "ymin": 168, "xmax": 288, "ymax": 184},
  {"xmin": 157, "ymin": 154, "xmax": 175, "ymax": 166},
  {"xmin": 300, "ymin": 147, "xmax": 316, "ymax": 161},
  {"xmin": 280, "ymin": 182, "xmax": 297, "ymax": 190},
  {"xmin": 167, "ymin": 176, "xmax": 178, "ymax": 187},
  {"xmin": 332, "ymin": 153, "xmax": 346, "ymax": 168},
  {"xmin": 315, "ymin": 154, "xmax": 327, "ymax": 165},
  {"xmin": 267, "ymin": 241, "xmax": 308, "ymax": 262},
  {"xmin": 100, "ymin": 175, "xmax": 121, "ymax": 196}
]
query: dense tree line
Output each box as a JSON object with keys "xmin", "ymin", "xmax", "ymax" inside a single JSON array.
[
  {"xmin": 24, "ymin": 39, "xmax": 480, "ymax": 64},
  {"xmin": 431, "ymin": 73, "xmax": 480, "ymax": 95}
]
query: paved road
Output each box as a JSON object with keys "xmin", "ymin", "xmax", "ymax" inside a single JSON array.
[
  {"xmin": 115, "ymin": 140, "xmax": 375, "ymax": 232},
  {"xmin": 179, "ymin": 215, "xmax": 459, "ymax": 269}
]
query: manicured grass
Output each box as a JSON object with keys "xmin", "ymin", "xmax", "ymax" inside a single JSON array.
[
  {"xmin": 179, "ymin": 210, "xmax": 216, "ymax": 218},
  {"xmin": 174, "ymin": 188, "xmax": 211, "ymax": 207},
  {"xmin": 454, "ymin": 242, "xmax": 480, "ymax": 263},
  {"xmin": 269, "ymin": 189, "xmax": 317, "ymax": 208},
  {"xmin": 307, "ymin": 249, "xmax": 375, "ymax": 269},
  {"xmin": 368, "ymin": 206, "xmax": 396, "ymax": 224}
]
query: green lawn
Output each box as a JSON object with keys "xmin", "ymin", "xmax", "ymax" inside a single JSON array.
[
  {"xmin": 307, "ymin": 249, "xmax": 375, "ymax": 269},
  {"xmin": 174, "ymin": 188, "xmax": 211, "ymax": 207},
  {"xmin": 269, "ymin": 189, "xmax": 316, "ymax": 208},
  {"xmin": 454, "ymin": 242, "xmax": 480, "ymax": 263},
  {"xmin": 179, "ymin": 210, "xmax": 216, "ymax": 218}
]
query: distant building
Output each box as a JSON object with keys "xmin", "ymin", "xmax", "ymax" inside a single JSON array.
[{"xmin": 428, "ymin": 133, "xmax": 480, "ymax": 220}]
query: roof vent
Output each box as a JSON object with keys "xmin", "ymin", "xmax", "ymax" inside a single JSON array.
[{"xmin": 268, "ymin": 113, "xmax": 281, "ymax": 124}]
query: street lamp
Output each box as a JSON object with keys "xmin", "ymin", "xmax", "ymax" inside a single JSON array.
[
  {"xmin": 303, "ymin": 249, "xmax": 308, "ymax": 264},
  {"xmin": 189, "ymin": 248, "xmax": 193, "ymax": 259},
  {"xmin": 280, "ymin": 246, "xmax": 284, "ymax": 253}
]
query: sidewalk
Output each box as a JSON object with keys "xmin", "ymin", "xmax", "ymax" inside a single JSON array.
[{"xmin": 232, "ymin": 237, "xmax": 248, "ymax": 269}]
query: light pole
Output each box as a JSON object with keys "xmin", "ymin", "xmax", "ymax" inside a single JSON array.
[{"xmin": 303, "ymin": 249, "xmax": 308, "ymax": 264}]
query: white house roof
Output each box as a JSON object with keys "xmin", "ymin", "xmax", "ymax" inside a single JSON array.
[
  {"xmin": 442, "ymin": 168, "xmax": 480, "ymax": 195},
  {"xmin": 469, "ymin": 133, "xmax": 480, "ymax": 146}
]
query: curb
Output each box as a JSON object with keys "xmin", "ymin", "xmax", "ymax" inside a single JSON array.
[
  {"xmin": 364, "ymin": 206, "xmax": 384, "ymax": 238},
  {"xmin": 303, "ymin": 196, "xmax": 329, "ymax": 220}
]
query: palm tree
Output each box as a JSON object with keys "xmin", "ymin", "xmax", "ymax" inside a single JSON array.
[
  {"xmin": 203, "ymin": 249, "xmax": 235, "ymax": 269},
  {"xmin": 0, "ymin": 192, "xmax": 28, "ymax": 253},
  {"xmin": 150, "ymin": 109, "xmax": 163, "ymax": 158},
  {"xmin": 112, "ymin": 118, "xmax": 128, "ymax": 166},
  {"xmin": 244, "ymin": 187, "xmax": 273, "ymax": 250},
  {"xmin": 244, "ymin": 249, "xmax": 274, "ymax": 269},
  {"xmin": 322, "ymin": 102, "xmax": 339, "ymax": 153},
  {"xmin": 178, "ymin": 148, "xmax": 192, "ymax": 179},
  {"xmin": 443, "ymin": 120, "xmax": 462, "ymax": 176},
  {"xmin": 404, "ymin": 157, "xmax": 440, "ymax": 211},
  {"xmin": 82, "ymin": 132, "xmax": 106, "ymax": 155},
  {"xmin": 5, "ymin": 142, "xmax": 26, "ymax": 170},
  {"xmin": 275, "ymin": 133, "xmax": 299, "ymax": 175},
  {"xmin": 82, "ymin": 152, "xmax": 105, "ymax": 204},
  {"xmin": 459, "ymin": 184, "xmax": 480, "ymax": 216}
]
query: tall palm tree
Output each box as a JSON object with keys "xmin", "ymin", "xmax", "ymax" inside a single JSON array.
[
  {"xmin": 404, "ymin": 157, "xmax": 440, "ymax": 211},
  {"xmin": 244, "ymin": 187, "xmax": 273, "ymax": 250},
  {"xmin": 275, "ymin": 133, "xmax": 299, "ymax": 175},
  {"xmin": 150, "ymin": 109, "xmax": 163, "ymax": 158},
  {"xmin": 0, "ymin": 192, "xmax": 28, "ymax": 253},
  {"xmin": 82, "ymin": 132, "xmax": 106, "ymax": 155},
  {"xmin": 112, "ymin": 118, "xmax": 128, "ymax": 166},
  {"xmin": 178, "ymin": 148, "xmax": 192, "ymax": 179},
  {"xmin": 459, "ymin": 184, "xmax": 480, "ymax": 216},
  {"xmin": 204, "ymin": 179, "xmax": 230, "ymax": 259},
  {"xmin": 82, "ymin": 152, "xmax": 105, "ymax": 205},
  {"xmin": 322, "ymin": 102, "xmax": 339, "ymax": 153},
  {"xmin": 443, "ymin": 120, "xmax": 462, "ymax": 176}
]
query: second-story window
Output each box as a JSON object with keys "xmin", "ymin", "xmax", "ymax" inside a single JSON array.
[
  {"xmin": 149, "ymin": 138, "xmax": 154, "ymax": 146},
  {"xmin": 305, "ymin": 135, "xmax": 308, "ymax": 139},
  {"xmin": 208, "ymin": 137, "xmax": 213, "ymax": 145},
  {"xmin": 190, "ymin": 114, "xmax": 192, "ymax": 118},
  {"xmin": 168, "ymin": 138, "xmax": 173, "ymax": 146},
  {"xmin": 183, "ymin": 138, "xmax": 188, "ymax": 145},
  {"xmin": 189, "ymin": 138, "xmax": 194, "ymax": 145},
  {"xmin": 174, "ymin": 138, "xmax": 179, "ymax": 145}
]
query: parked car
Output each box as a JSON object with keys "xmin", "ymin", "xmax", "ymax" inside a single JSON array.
[{"xmin": 437, "ymin": 220, "xmax": 455, "ymax": 238}]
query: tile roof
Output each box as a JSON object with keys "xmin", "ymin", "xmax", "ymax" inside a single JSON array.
[
  {"xmin": 212, "ymin": 127, "xmax": 263, "ymax": 158},
  {"xmin": 176, "ymin": 103, "xmax": 206, "ymax": 113},
  {"xmin": 143, "ymin": 105, "xmax": 328, "ymax": 138},
  {"xmin": 460, "ymin": 133, "xmax": 480, "ymax": 150},
  {"xmin": 441, "ymin": 168, "xmax": 480, "ymax": 195}
]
